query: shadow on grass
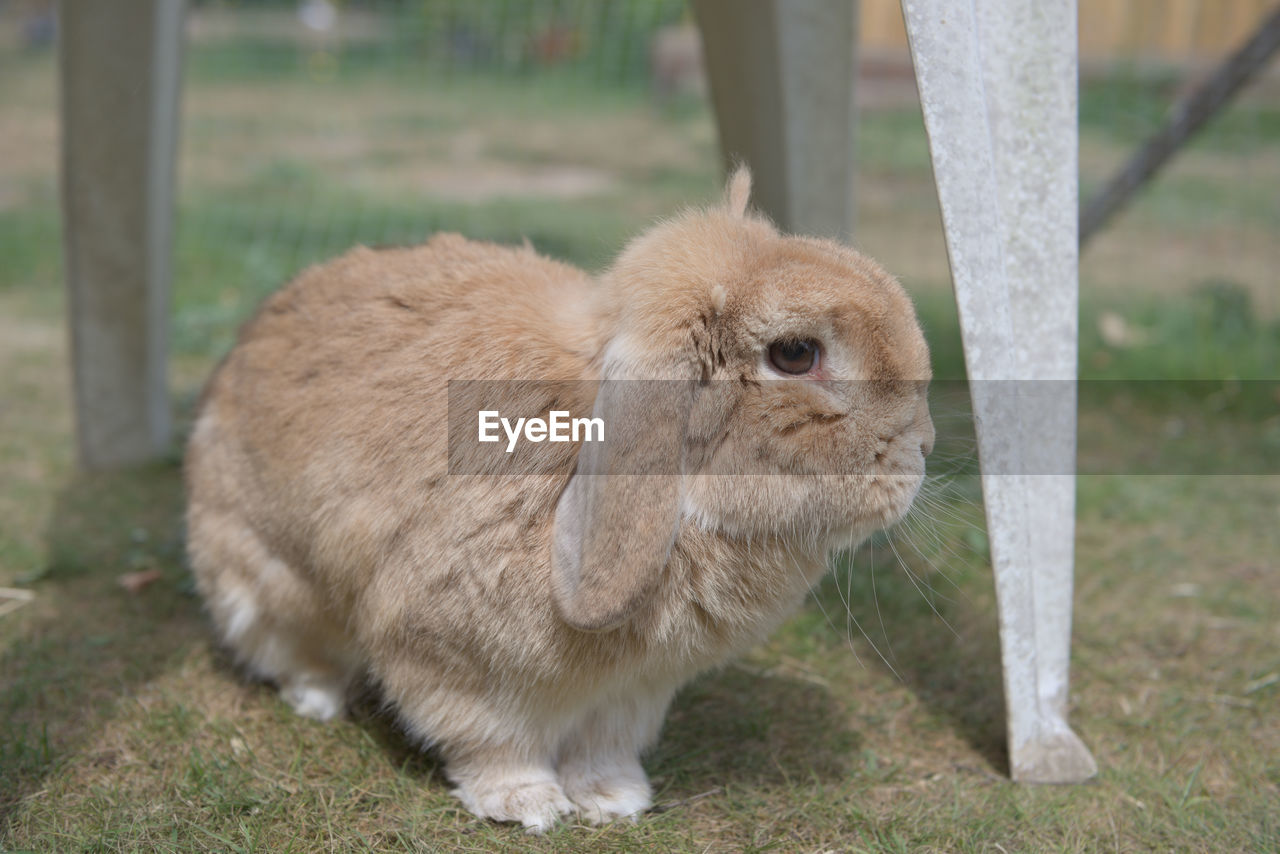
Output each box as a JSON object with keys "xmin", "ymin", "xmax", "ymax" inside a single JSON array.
[
  {"xmin": 323, "ymin": 655, "xmax": 857, "ymax": 802},
  {"xmin": 347, "ymin": 691, "xmax": 445, "ymax": 782},
  {"xmin": 0, "ymin": 461, "xmax": 203, "ymax": 828},
  {"xmin": 824, "ymin": 534, "xmax": 1009, "ymax": 774},
  {"xmin": 650, "ymin": 666, "xmax": 860, "ymax": 797}
]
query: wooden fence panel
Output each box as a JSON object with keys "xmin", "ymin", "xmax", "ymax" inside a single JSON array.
[{"xmin": 859, "ymin": 0, "xmax": 1279, "ymax": 64}]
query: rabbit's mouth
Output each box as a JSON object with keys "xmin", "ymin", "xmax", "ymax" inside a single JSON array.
[
  {"xmin": 825, "ymin": 469, "xmax": 927, "ymax": 549},
  {"xmin": 678, "ymin": 465, "xmax": 926, "ymax": 546}
]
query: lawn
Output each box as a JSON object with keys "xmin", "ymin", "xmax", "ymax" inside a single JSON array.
[{"xmin": 1, "ymin": 12, "xmax": 1278, "ymax": 853}]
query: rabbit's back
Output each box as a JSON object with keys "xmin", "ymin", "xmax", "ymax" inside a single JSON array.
[{"xmin": 186, "ymin": 235, "xmax": 602, "ymax": 635}]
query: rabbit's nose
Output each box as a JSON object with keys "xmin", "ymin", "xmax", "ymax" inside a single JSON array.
[
  {"xmin": 920, "ymin": 430, "xmax": 935, "ymax": 458},
  {"xmin": 917, "ymin": 405, "xmax": 935, "ymax": 458}
]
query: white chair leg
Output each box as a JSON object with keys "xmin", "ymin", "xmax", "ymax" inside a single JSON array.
[
  {"xmin": 900, "ymin": 0, "xmax": 1097, "ymax": 782},
  {"xmin": 59, "ymin": 0, "xmax": 186, "ymax": 468},
  {"xmin": 692, "ymin": 0, "xmax": 860, "ymax": 240}
]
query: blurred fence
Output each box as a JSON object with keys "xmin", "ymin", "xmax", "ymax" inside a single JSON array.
[
  {"xmin": 180, "ymin": 0, "xmax": 1280, "ymax": 85},
  {"xmin": 860, "ymin": 0, "xmax": 1280, "ymax": 66},
  {"xmin": 184, "ymin": 0, "xmax": 690, "ymax": 86}
]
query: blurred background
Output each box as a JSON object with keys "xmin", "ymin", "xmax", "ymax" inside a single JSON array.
[
  {"xmin": 4, "ymin": 0, "xmax": 1277, "ymax": 478},
  {"xmin": 3, "ymin": 0, "xmax": 1277, "ymax": 387}
]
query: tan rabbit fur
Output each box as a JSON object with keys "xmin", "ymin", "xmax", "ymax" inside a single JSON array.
[{"xmin": 185, "ymin": 169, "xmax": 934, "ymax": 831}]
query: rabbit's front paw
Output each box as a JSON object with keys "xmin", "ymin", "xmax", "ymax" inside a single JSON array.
[
  {"xmin": 452, "ymin": 773, "xmax": 575, "ymax": 833},
  {"xmin": 561, "ymin": 760, "xmax": 652, "ymax": 825}
]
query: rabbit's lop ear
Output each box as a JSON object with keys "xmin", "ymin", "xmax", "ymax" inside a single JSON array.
[{"xmin": 551, "ymin": 374, "xmax": 694, "ymax": 632}]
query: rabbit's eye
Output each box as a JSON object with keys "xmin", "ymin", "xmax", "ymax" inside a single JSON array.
[{"xmin": 768, "ymin": 339, "xmax": 820, "ymax": 375}]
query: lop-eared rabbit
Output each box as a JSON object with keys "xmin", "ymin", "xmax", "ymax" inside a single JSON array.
[{"xmin": 186, "ymin": 170, "xmax": 934, "ymax": 831}]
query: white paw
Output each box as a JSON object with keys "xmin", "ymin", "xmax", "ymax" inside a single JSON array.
[
  {"xmin": 562, "ymin": 769, "xmax": 653, "ymax": 825},
  {"xmin": 452, "ymin": 778, "xmax": 575, "ymax": 833},
  {"xmin": 281, "ymin": 680, "xmax": 345, "ymax": 721}
]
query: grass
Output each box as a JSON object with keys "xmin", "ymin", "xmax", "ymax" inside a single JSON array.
[{"xmin": 2, "ymin": 21, "xmax": 1278, "ymax": 853}]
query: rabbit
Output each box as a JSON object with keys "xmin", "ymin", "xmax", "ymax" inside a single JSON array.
[{"xmin": 184, "ymin": 168, "xmax": 934, "ymax": 832}]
